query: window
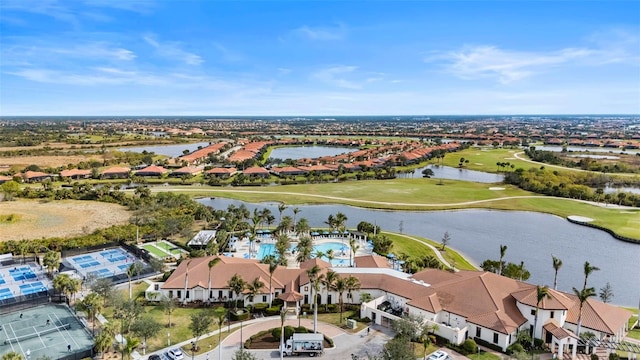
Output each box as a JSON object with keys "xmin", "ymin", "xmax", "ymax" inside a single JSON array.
[
  {"xmin": 228, "ymin": 290, "xmax": 232, "ymax": 298},
  {"xmin": 476, "ymin": 327, "xmax": 481, "ymax": 337},
  {"xmin": 493, "ymin": 333, "xmax": 499, "ymax": 344},
  {"xmin": 177, "ymin": 290, "xmax": 181, "ymax": 298},
  {"xmin": 550, "ymin": 311, "xmax": 554, "ymax": 319},
  {"xmin": 186, "ymin": 291, "xmax": 190, "ymax": 299},
  {"xmin": 262, "ymin": 295, "xmax": 267, "ymax": 302},
  {"xmin": 304, "ymin": 295, "xmax": 309, "ymax": 304},
  {"xmin": 327, "ymin": 295, "xmax": 332, "ymax": 304},
  {"xmin": 218, "ymin": 290, "xmax": 223, "ymax": 298},
  {"xmin": 169, "ymin": 290, "xmax": 173, "ymax": 298},
  {"xmin": 531, "ymin": 309, "xmax": 536, "ymax": 316}
]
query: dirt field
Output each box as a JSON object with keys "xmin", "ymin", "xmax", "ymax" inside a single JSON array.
[
  {"xmin": 0, "ymin": 154, "xmax": 103, "ymax": 168},
  {"xmin": 0, "ymin": 199, "xmax": 130, "ymax": 241}
]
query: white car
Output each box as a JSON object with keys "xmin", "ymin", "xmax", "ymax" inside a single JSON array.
[
  {"xmin": 167, "ymin": 348, "xmax": 184, "ymax": 360},
  {"xmin": 426, "ymin": 350, "xmax": 449, "ymax": 360}
]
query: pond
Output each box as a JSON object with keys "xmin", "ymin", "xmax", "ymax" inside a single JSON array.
[
  {"xmin": 269, "ymin": 146, "xmax": 357, "ymax": 160},
  {"xmin": 604, "ymin": 186, "xmax": 640, "ymax": 195},
  {"xmin": 398, "ymin": 165, "xmax": 504, "ymax": 183},
  {"xmin": 118, "ymin": 141, "xmax": 211, "ymax": 157},
  {"xmin": 199, "ymin": 198, "xmax": 640, "ymax": 307}
]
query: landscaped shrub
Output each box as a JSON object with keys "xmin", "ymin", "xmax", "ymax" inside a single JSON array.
[
  {"xmin": 271, "ymin": 326, "xmax": 296, "ymax": 340},
  {"xmin": 473, "ymin": 337, "xmax": 502, "ymax": 353},
  {"xmin": 507, "ymin": 342, "xmax": 524, "ymax": 355},
  {"xmin": 591, "ymin": 354, "xmax": 599, "ymax": 360},
  {"xmin": 295, "ymin": 327, "xmax": 308, "ymax": 333},
  {"xmin": 608, "ymin": 353, "xmax": 620, "ymax": 360},
  {"xmin": 461, "ymin": 339, "xmax": 478, "ymax": 355},
  {"xmin": 253, "ymin": 303, "xmax": 268, "ymax": 313},
  {"xmin": 230, "ymin": 309, "xmax": 250, "ymax": 321},
  {"xmin": 327, "ymin": 304, "xmax": 338, "ymax": 313},
  {"xmin": 265, "ymin": 305, "xmax": 282, "ymax": 316}
]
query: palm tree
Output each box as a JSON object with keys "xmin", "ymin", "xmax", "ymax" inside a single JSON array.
[
  {"xmin": 325, "ymin": 214, "xmax": 336, "ymax": 231},
  {"xmin": 126, "ymin": 262, "xmax": 142, "ymax": 300},
  {"xmin": 296, "ymin": 218, "xmax": 310, "ymax": 237},
  {"xmin": 573, "ymin": 286, "xmax": 596, "ymax": 337},
  {"xmin": 227, "ymin": 273, "xmax": 247, "ymax": 310},
  {"xmin": 323, "ymin": 270, "xmax": 339, "ymax": 311},
  {"xmin": 498, "ymin": 245, "xmax": 507, "ymax": 275},
  {"xmin": 95, "ymin": 330, "xmax": 113, "ymax": 358},
  {"xmin": 552, "ymin": 255, "xmax": 563, "ymax": 290},
  {"xmin": 215, "ymin": 311, "xmax": 226, "ymax": 360},
  {"xmin": 123, "ymin": 335, "xmax": 141, "ymax": 360},
  {"xmin": 277, "ymin": 216, "xmax": 293, "ymax": 235},
  {"xmin": 1, "ymin": 352, "xmax": 24, "ymax": 360},
  {"xmin": 306, "ymin": 265, "xmax": 322, "ymax": 333},
  {"xmin": 295, "ymin": 236, "xmax": 313, "ymax": 264},
  {"xmin": 334, "ymin": 276, "xmax": 347, "ymax": 323},
  {"xmin": 261, "ymin": 255, "xmax": 279, "ymax": 307},
  {"xmin": 345, "ymin": 275, "xmax": 361, "ymax": 305},
  {"xmin": 531, "ymin": 286, "xmax": 551, "ymax": 348},
  {"xmin": 246, "ymin": 277, "xmax": 265, "ymax": 303},
  {"xmin": 207, "ymin": 257, "xmax": 221, "ymax": 303},
  {"xmin": 335, "ymin": 212, "xmax": 348, "ymax": 232},
  {"xmin": 582, "ymin": 261, "xmax": 600, "ymax": 290},
  {"xmin": 325, "ymin": 249, "xmax": 335, "ymax": 264},
  {"xmin": 349, "ymin": 238, "xmax": 360, "ymax": 267},
  {"xmin": 292, "ymin": 207, "xmax": 300, "ymax": 232},
  {"xmin": 278, "ymin": 202, "xmax": 287, "ymax": 222}
]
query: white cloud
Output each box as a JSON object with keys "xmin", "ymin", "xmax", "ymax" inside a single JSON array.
[
  {"xmin": 429, "ymin": 45, "xmax": 593, "ymax": 84},
  {"xmin": 212, "ymin": 43, "xmax": 243, "ymax": 62},
  {"xmin": 312, "ymin": 65, "xmax": 361, "ymax": 89},
  {"xmin": 143, "ymin": 34, "xmax": 203, "ymax": 66},
  {"xmin": 292, "ymin": 24, "xmax": 346, "ymax": 41}
]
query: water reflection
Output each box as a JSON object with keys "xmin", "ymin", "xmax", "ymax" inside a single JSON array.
[
  {"xmin": 399, "ymin": 165, "xmax": 504, "ymax": 183},
  {"xmin": 268, "ymin": 146, "xmax": 357, "ymax": 160},
  {"xmin": 118, "ymin": 141, "xmax": 211, "ymax": 157},
  {"xmin": 200, "ymin": 197, "xmax": 640, "ymax": 306}
]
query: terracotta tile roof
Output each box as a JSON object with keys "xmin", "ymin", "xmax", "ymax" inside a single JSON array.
[
  {"xmin": 23, "ymin": 171, "xmax": 51, "ymax": 179},
  {"xmin": 354, "ymin": 255, "xmax": 391, "ymax": 269},
  {"xmin": 60, "ymin": 169, "xmax": 92, "ymax": 177},
  {"xmin": 564, "ymin": 294, "xmax": 633, "ymax": 335},
  {"xmin": 206, "ymin": 167, "xmax": 237, "ymax": 175},
  {"xmin": 180, "ymin": 143, "xmax": 226, "ymax": 163},
  {"xmin": 243, "ymin": 167, "xmax": 269, "ymax": 175},
  {"xmin": 279, "ymin": 290, "xmax": 304, "ymax": 302},
  {"xmin": 511, "ymin": 288, "xmax": 575, "ymax": 310},
  {"xmin": 172, "ymin": 166, "xmax": 202, "ymax": 175},
  {"xmin": 0, "ymin": 175, "xmax": 12, "ymax": 182},
  {"xmin": 135, "ymin": 165, "xmax": 168, "ymax": 174},
  {"xmin": 544, "ymin": 321, "xmax": 578, "ymax": 340}
]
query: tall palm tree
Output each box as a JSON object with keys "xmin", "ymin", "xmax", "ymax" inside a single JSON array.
[
  {"xmin": 334, "ymin": 277, "xmax": 347, "ymax": 323},
  {"xmin": 123, "ymin": 335, "xmax": 141, "ymax": 360},
  {"xmin": 306, "ymin": 265, "xmax": 321, "ymax": 333},
  {"xmin": 261, "ymin": 254, "xmax": 278, "ymax": 307},
  {"xmin": 349, "ymin": 238, "xmax": 360, "ymax": 267},
  {"xmin": 573, "ymin": 286, "xmax": 596, "ymax": 337},
  {"xmin": 207, "ymin": 257, "xmax": 221, "ymax": 302},
  {"xmin": 323, "ymin": 270, "xmax": 339, "ymax": 311},
  {"xmin": 498, "ymin": 245, "xmax": 507, "ymax": 275},
  {"xmin": 325, "ymin": 249, "xmax": 335, "ymax": 264},
  {"xmin": 531, "ymin": 286, "xmax": 551, "ymax": 348},
  {"xmin": 335, "ymin": 212, "xmax": 348, "ymax": 232},
  {"xmin": 277, "ymin": 202, "xmax": 287, "ymax": 223},
  {"xmin": 227, "ymin": 274, "xmax": 247, "ymax": 310},
  {"xmin": 345, "ymin": 275, "xmax": 361, "ymax": 305},
  {"xmin": 325, "ymin": 214, "xmax": 336, "ymax": 231},
  {"xmin": 292, "ymin": 207, "xmax": 300, "ymax": 232},
  {"xmin": 126, "ymin": 262, "xmax": 142, "ymax": 300},
  {"xmin": 582, "ymin": 261, "xmax": 600, "ymax": 290},
  {"xmin": 552, "ymin": 255, "xmax": 563, "ymax": 290}
]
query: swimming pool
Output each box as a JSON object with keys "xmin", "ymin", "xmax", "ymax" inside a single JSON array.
[{"xmin": 257, "ymin": 241, "xmax": 351, "ymax": 266}]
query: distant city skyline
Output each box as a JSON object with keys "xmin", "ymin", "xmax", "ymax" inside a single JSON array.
[{"xmin": 1, "ymin": 1, "xmax": 639, "ymax": 116}]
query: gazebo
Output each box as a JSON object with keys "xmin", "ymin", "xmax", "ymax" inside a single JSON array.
[{"xmin": 278, "ymin": 286, "xmax": 304, "ymax": 318}]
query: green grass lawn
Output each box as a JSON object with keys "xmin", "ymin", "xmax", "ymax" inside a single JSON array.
[
  {"xmin": 382, "ymin": 232, "xmax": 477, "ymax": 270},
  {"xmin": 156, "ymin": 241, "xmax": 185, "ymax": 254},
  {"xmin": 141, "ymin": 243, "xmax": 170, "ymax": 258}
]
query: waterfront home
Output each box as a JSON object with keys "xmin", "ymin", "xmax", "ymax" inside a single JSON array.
[{"xmin": 102, "ymin": 166, "xmax": 131, "ymax": 179}]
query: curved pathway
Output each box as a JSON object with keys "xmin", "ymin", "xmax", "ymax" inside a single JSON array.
[{"xmin": 513, "ymin": 151, "xmax": 638, "ymax": 177}]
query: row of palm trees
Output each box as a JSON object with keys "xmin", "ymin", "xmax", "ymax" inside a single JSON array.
[{"xmin": 306, "ymin": 264, "xmax": 361, "ymax": 333}]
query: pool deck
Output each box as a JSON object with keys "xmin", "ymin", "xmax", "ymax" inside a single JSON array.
[{"xmin": 225, "ymin": 233, "xmax": 374, "ymax": 267}]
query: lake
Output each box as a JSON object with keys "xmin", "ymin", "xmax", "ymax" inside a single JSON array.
[
  {"xmin": 532, "ymin": 145, "xmax": 640, "ymax": 155},
  {"xmin": 118, "ymin": 141, "xmax": 211, "ymax": 157},
  {"xmin": 399, "ymin": 165, "xmax": 505, "ymax": 183},
  {"xmin": 269, "ymin": 146, "xmax": 357, "ymax": 160},
  {"xmin": 199, "ymin": 198, "xmax": 640, "ymax": 307}
]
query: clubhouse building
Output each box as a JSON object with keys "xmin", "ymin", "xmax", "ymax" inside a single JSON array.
[{"xmin": 148, "ymin": 255, "xmax": 632, "ymax": 359}]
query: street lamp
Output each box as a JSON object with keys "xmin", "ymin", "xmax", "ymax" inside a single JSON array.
[{"xmin": 191, "ymin": 341, "xmax": 196, "ymax": 360}]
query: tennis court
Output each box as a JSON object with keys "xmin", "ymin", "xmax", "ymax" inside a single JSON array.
[
  {"xmin": 138, "ymin": 240, "xmax": 186, "ymax": 260},
  {"xmin": 0, "ymin": 263, "xmax": 50, "ymax": 304},
  {"xmin": 0, "ymin": 304, "xmax": 94, "ymax": 360},
  {"xmin": 62, "ymin": 246, "xmax": 143, "ymax": 280}
]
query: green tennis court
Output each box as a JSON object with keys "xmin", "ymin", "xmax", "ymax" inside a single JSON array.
[
  {"xmin": 0, "ymin": 304, "xmax": 94, "ymax": 359},
  {"xmin": 141, "ymin": 243, "xmax": 170, "ymax": 258}
]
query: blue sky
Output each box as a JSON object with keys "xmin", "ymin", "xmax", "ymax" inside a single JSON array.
[{"xmin": 1, "ymin": 0, "xmax": 639, "ymax": 116}]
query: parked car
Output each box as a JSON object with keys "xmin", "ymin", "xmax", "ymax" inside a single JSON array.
[
  {"xmin": 426, "ymin": 350, "xmax": 449, "ymax": 360},
  {"xmin": 167, "ymin": 348, "xmax": 184, "ymax": 360},
  {"xmin": 148, "ymin": 355, "xmax": 162, "ymax": 360}
]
